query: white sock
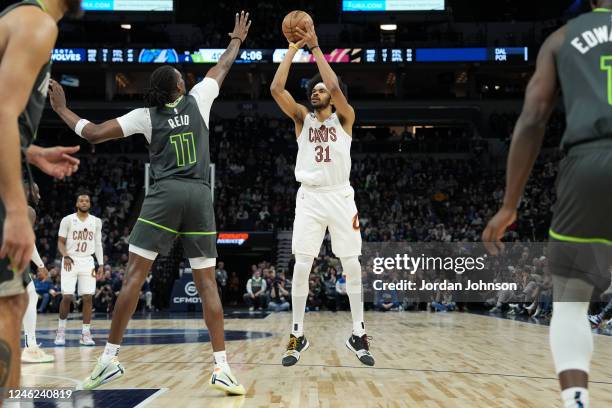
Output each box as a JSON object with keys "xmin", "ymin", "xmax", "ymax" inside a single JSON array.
[
  {"xmin": 291, "ymin": 255, "xmax": 313, "ymax": 338},
  {"xmin": 101, "ymin": 342, "xmax": 120, "ymax": 364},
  {"xmin": 342, "ymin": 257, "xmax": 366, "ymax": 337},
  {"xmin": 213, "ymin": 350, "xmax": 230, "ymax": 370},
  {"xmin": 58, "ymin": 318, "xmax": 67, "ymax": 330},
  {"xmin": 561, "ymin": 387, "xmax": 589, "ymax": 408},
  {"xmin": 82, "ymin": 324, "xmax": 91, "ymax": 333},
  {"xmin": 23, "ymin": 282, "xmax": 37, "ymax": 347}
]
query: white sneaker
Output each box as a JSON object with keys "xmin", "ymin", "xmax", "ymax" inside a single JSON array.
[
  {"xmin": 54, "ymin": 330, "xmax": 66, "ymax": 346},
  {"xmin": 83, "ymin": 357, "xmax": 125, "ymax": 390},
  {"xmin": 22, "ymin": 345, "xmax": 55, "ymax": 363},
  {"xmin": 209, "ymin": 365, "xmax": 246, "ymax": 395},
  {"xmin": 80, "ymin": 332, "xmax": 96, "ymax": 346},
  {"xmin": 248, "ymin": 306, "xmax": 254, "ymax": 312}
]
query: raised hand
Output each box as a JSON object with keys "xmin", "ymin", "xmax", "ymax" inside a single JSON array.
[
  {"xmin": 48, "ymin": 79, "xmax": 67, "ymax": 112},
  {"xmin": 228, "ymin": 10, "xmax": 252, "ymax": 43},
  {"xmin": 294, "ymin": 23, "xmax": 318, "ymax": 50}
]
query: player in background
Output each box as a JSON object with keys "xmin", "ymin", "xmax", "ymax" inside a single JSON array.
[
  {"xmin": 0, "ymin": 0, "xmax": 82, "ymax": 398},
  {"xmin": 55, "ymin": 192, "xmax": 103, "ymax": 347},
  {"xmin": 483, "ymin": 2, "xmax": 612, "ymax": 407},
  {"xmin": 270, "ymin": 23, "xmax": 374, "ymax": 367},
  {"xmin": 21, "ymin": 182, "xmax": 55, "ymax": 363},
  {"xmin": 48, "ymin": 11, "xmax": 251, "ymax": 394}
]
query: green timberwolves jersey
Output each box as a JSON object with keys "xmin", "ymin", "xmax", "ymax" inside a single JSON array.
[
  {"xmin": 557, "ymin": 8, "xmax": 612, "ymax": 149},
  {"xmin": 0, "ymin": 0, "xmax": 52, "ymax": 147},
  {"xmin": 148, "ymin": 95, "xmax": 211, "ymax": 184}
]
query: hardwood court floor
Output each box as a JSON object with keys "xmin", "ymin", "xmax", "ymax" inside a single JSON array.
[{"xmin": 22, "ymin": 311, "xmax": 612, "ymax": 408}]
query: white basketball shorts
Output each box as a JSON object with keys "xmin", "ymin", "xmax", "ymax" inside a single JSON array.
[
  {"xmin": 292, "ymin": 183, "xmax": 362, "ymax": 258},
  {"xmin": 61, "ymin": 256, "xmax": 96, "ymax": 295}
]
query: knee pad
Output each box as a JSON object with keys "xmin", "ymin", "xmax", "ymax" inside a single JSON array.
[
  {"xmin": 341, "ymin": 257, "xmax": 362, "ymax": 295},
  {"xmin": 550, "ymin": 301, "xmax": 593, "ymax": 374},
  {"xmin": 292, "ymin": 255, "xmax": 313, "ymax": 297}
]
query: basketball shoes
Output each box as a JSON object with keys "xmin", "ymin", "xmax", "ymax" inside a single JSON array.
[
  {"xmin": 282, "ymin": 334, "xmax": 309, "ymax": 366},
  {"xmin": 209, "ymin": 365, "xmax": 246, "ymax": 395},
  {"xmin": 83, "ymin": 357, "xmax": 125, "ymax": 390},
  {"xmin": 21, "ymin": 345, "xmax": 55, "ymax": 363},
  {"xmin": 346, "ymin": 334, "xmax": 375, "ymax": 366}
]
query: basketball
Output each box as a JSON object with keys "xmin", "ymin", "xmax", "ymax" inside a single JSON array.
[{"xmin": 282, "ymin": 10, "xmax": 313, "ymax": 43}]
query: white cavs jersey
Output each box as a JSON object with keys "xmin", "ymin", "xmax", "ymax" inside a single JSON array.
[
  {"xmin": 295, "ymin": 113, "xmax": 352, "ymax": 187},
  {"xmin": 292, "ymin": 112, "xmax": 362, "ymax": 258},
  {"xmin": 58, "ymin": 213, "xmax": 102, "ymax": 259},
  {"xmin": 58, "ymin": 213, "xmax": 103, "ymax": 295}
]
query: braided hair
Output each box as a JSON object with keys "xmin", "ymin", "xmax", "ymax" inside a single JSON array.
[{"xmin": 144, "ymin": 65, "xmax": 180, "ymax": 108}]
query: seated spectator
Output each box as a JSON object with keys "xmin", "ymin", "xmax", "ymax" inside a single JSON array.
[
  {"xmin": 243, "ymin": 269, "xmax": 268, "ymax": 311},
  {"xmin": 376, "ymin": 290, "xmax": 400, "ymax": 312},
  {"xmin": 215, "ymin": 261, "xmax": 228, "ymax": 302},
  {"xmin": 268, "ymin": 271, "xmax": 290, "ymax": 312},
  {"xmin": 307, "ymin": 277, "xmax": 323, "ymax": 311},
  {"xmin": 227, "ymin": 271, "xmax": 241, "ymax": 305},
  {"xmin": 140, "ymin": 273, "xmax": 153, "ymax": 312},
  {"xmin": 335, "ymin": 272, "xmax": 349, "ymax": 311}
]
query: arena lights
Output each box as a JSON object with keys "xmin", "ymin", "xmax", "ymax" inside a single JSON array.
[
  {"xmin": 380, "ymin": 24, "xmax": 397, "ymax": 31},
  {"xmin": 120, "ymin": 24, "xmax": 132, "ymax": 30}
]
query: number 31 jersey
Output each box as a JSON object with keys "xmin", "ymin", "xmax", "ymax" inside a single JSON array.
[
  {"xmin": 295, "ymin": 112, "xmax": 352, "ymax": 187},
  {"xmin": 58, "ymin": 213, "xmax": 102, "ymax": 258}
]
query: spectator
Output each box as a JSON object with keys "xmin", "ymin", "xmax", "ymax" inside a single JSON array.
[
  {"xmin": 215, "ymin": 261, "xmax": 228, "ymax": 302},
  {"xmin": 268, "ymin": 271, "xmax": 290, "ymax": 312},
  {"xmin": 34, "ymin": 268, "xmax": 53, "ymax": 313},
  {"xmin": 227, "ymin": 271, "xmax": 241, "ymax": 305},
  {"xmin": 376, "ymin": 290, "xmax": 400, "ymax": 312},
  {"xmin": 244, "ymin": 270, "xmax": 268, "ymax": 311},
  {"xmin": 335, "ymin": 273, "xmax": 349, "ymax": 311}
]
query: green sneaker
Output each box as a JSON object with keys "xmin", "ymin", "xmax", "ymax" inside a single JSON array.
[{"xmin": 83, "ymin": 357, "xmax": 125, "ymax": 390}]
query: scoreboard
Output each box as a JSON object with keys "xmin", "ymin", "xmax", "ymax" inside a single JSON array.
[{"xmin": 51, "ymin": 47, "xmax": 529, "ymax": 64}]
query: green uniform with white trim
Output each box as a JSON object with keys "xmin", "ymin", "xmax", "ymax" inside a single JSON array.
[
  {"xmin": 0, "ymin": 0, "xmax": 52, "ymax": 297},
  {"xmin": 128, "ymin": 92, "xmax": 217, "ymax": 258},
  {"xmin": 548, "ymin": 8, "xmax": 612, "ymax": 290}
]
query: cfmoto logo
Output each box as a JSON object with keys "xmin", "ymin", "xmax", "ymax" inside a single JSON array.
[{"xmin": 185, "ymin": 281, "xmax": 198, "ymax": 297}]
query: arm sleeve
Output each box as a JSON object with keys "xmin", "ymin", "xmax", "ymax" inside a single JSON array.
[
  {"xmin": 117, "ymin": 108, "xmax": 152, "ymax": 143},
  {"xmin": 58, "ymin": 216, "xmax": 69, "ymax": 238},
  {"xmin": 246, "ymin": 279, "xmax": 253, "ymax": 295},
  {"xmin": 94, "ymin": 218, "xmax": 104, "ymax": 265},
  {"xmin": 189, "ymin": 77, "xmax": 220, "ymax": 128},
  {"xmin": 31, "ymin": 244, "xmax": 44, "ymax": 268}
]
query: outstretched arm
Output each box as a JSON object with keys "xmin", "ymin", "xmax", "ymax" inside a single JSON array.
[
  {"xmin": 205, "ymin": 11, "xmax": 251, "ymax": 87},
  {"xmin": 49, "ymin": 79, "xmax": 124, "ymax": 144},
  {"xmin": 482, "ymin": 27, "xmax": 564, "ymax": 254},
  {"xmin": 270, "ymin": 40, "xmax": 309, "ymax": 132},
  {"xmin": 296, "ymin": 24, "xmax": 355, "ymax": 130}
]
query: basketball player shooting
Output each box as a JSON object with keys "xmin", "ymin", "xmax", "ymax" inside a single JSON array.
[
  {"xmin": 483, "ymin": 2, "xmax": 612, "ymax": 407},
  {"xmin": 48, "ymin": 11, "xmax": 251, "ymax": 394},
  {"xmin": 270, "ymin": 16, "xmax": 374, "ymax": 367},
  {"xmin": 55, "ymin": 192, "xmax": 103, "ymax": 348}
]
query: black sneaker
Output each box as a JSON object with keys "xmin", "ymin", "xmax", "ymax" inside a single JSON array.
[
  {"xmin": 282, "ymin": 334, "xmax": 309, "ymax": 367},
  {"xmin": 346, "ymin": 334, "xmax": 375, "ymax": 366}
]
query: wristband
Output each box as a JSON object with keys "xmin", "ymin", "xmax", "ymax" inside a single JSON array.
[
  {"xmin": 74, "ymin": 119, "xmax": 91, "ymax": 138},
  {"xmin": 231, "ymin": 37, "xmax": 243, "ymax": 45},
  {"xmin": 288, "ymin": 43, "xmax": 299, "ymax": 51},
  {"xmin": 310, "ymin": 45, "xmax": 320, "ymax": 52}
]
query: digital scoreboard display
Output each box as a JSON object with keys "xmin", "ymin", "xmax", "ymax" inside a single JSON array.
[
  {"xmin": 81, "ymin": 0, "xmax": 173, "ymax": 12},
  {"xmin": 342, "ymin": 0, "xmax": 445, "ymax": 12},
  {"xmin": 51, "ymin": 47, "xmax": 528, "ymax": 64}
]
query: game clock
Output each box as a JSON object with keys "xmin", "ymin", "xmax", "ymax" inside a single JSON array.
[{"xmin": 238, "ymin": 50, "xmax": 264, "ymax": 63}]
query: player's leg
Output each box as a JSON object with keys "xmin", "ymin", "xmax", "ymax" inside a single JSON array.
[
  {"xmin": 549, "ymin": 274, "xmax": 594, "ymax": 408},
  {"xmin": 182, "ymin": 183, "xmax": 245, "ymax": 395},
  {"xmin": 0, "ymin": 292, "xmax": 28, "ymax": 398},
  {"xmin": 83, "ymin": 248, "xmax": 154, "ymax": 390},
  {"xmin": 78, "ymin": 261, "xmax": 97, "ymax": 346},
  {"xmin": 84, "ymin": 180, "xmax": 181, "ymax": 390},
  {"xmin": 21, "ymin": 278, "xmax": 54, "ymax": 363},
  {"xmin": 55, "ymin": 266, "xmax": 77, "ymax": 346},
  {"xmin": 328, "ymin": 186, "xmax": 374, "ymax": 366},
  {"xmin": 283, "ymin": 186, "xmax": 326, "ymax": 366}
]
